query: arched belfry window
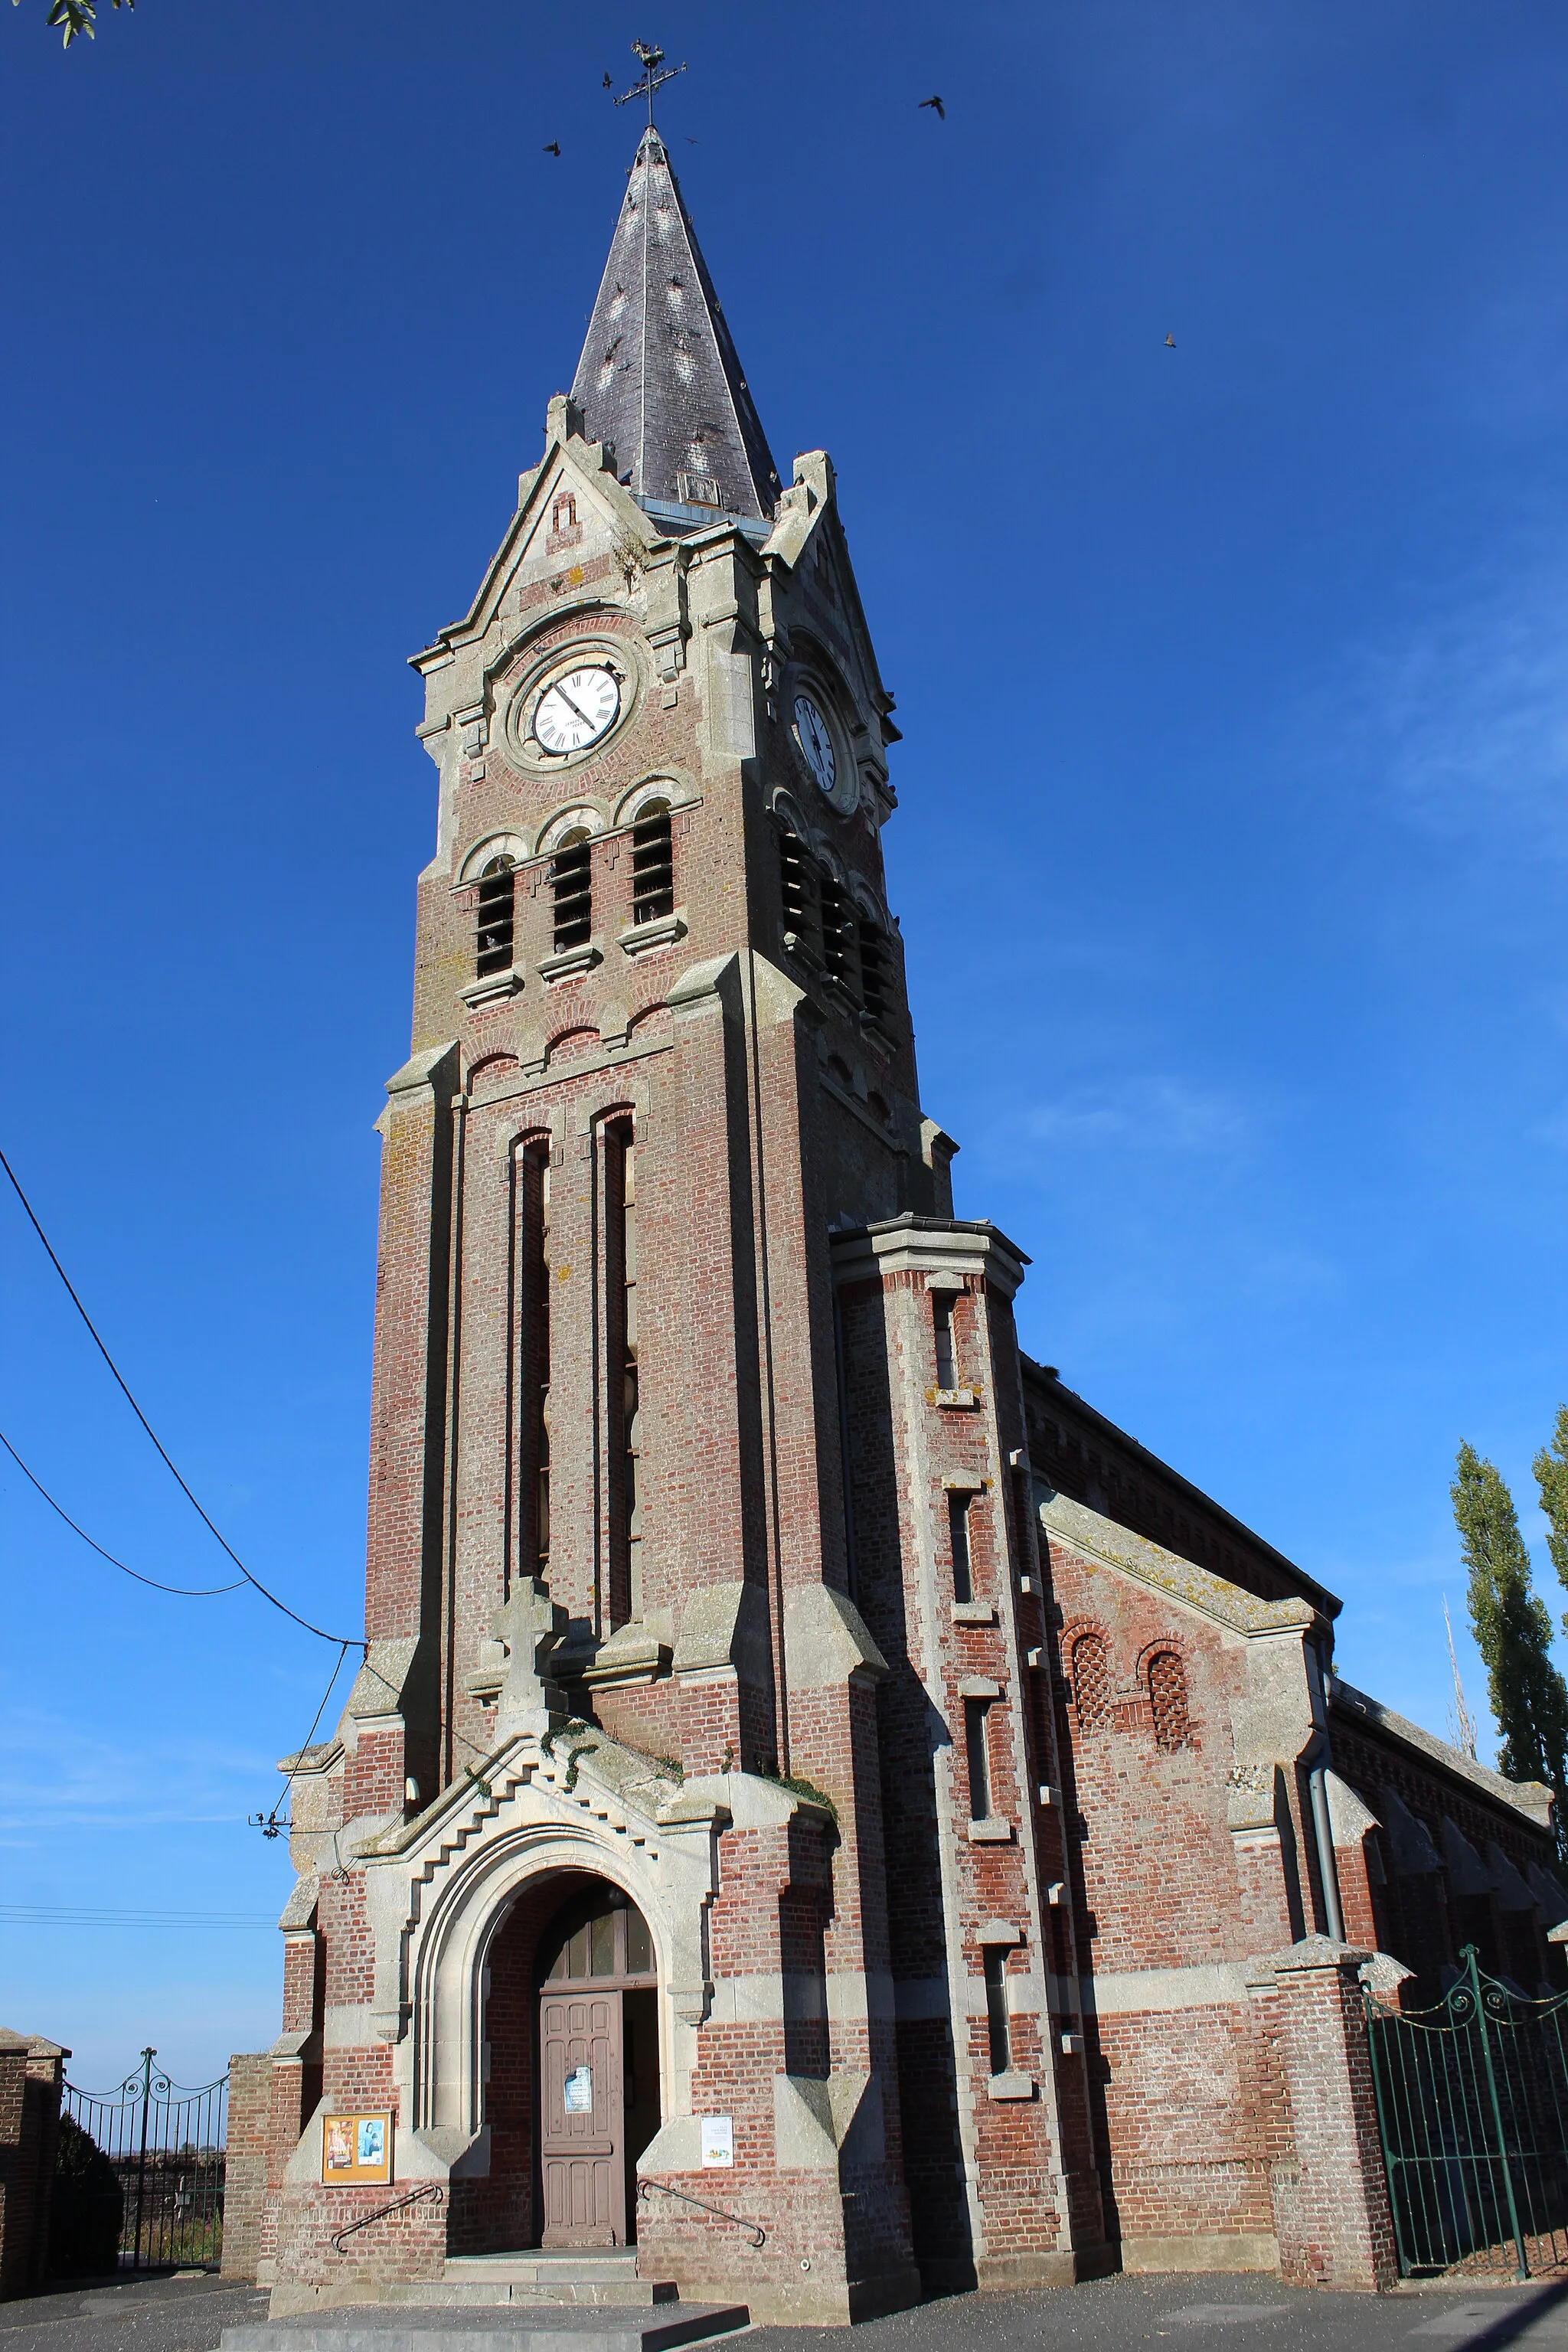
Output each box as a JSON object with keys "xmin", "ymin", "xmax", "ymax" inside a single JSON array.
[
  {"xmin": 779, "ymin": 826, "xmax": 812, "ymax": 942},
  {"xmin": 630, "ymin": 799, "xmax": 675, "ymax": 925},
  {"xmin": 1147, "ymin": 1648, "xmax": 1191, "ymax": 1751},
  {"xmin": 817, "ymin": 867, "xmax": 854, "ymax": 986},
  {"xmin": 476, "ymin": 856, "xmax": 516, "ymax": 978},
  {"xmin": 550, "ymin": 829, "xmax": 593, "ymax": 952},
  {"xmin": 858, "ymin": 920, "xmax": 890, "ymax": 1026}
]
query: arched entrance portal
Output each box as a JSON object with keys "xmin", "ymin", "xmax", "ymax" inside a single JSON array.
[{"xmin": 482, "ymin": 1872, "xmax": 661, "ymax": 2251}]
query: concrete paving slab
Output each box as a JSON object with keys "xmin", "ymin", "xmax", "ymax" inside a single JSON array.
[{"xmin": 220, "ymin": 2306, "xmax": 747, "ymax": 2352}]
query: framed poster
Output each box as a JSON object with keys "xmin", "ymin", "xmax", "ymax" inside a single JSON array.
[
  {"xmin": 700, "ymin": 2115, "xmax": 734, "ymax": 2168},
  {"xmin": 321, "ymin": 2111, "xmax": 394, "ymax": 2185}
]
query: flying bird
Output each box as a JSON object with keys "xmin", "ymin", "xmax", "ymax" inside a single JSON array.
[
  {"xmin": 920, "ymin": 95, "xmax": 946, "ymax": 118},
  {"xmin": 544, "ymin": 140, "xmax": 561, "ymax": 156},
  {"xmin": 685, "ymin": 136, "xmax": 699, "ymax": 143},
  {"xmin": 603, "ymin": 71, "xmax": 612, "ymax": 88},
  {"xmin": 1164, "ymin": 332, "xmax": 1176, "ymax": 347}
]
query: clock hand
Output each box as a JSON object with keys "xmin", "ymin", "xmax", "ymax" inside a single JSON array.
[{"xmin": 554, "ymin": 685, "xmax": 596, "ymax": 728}]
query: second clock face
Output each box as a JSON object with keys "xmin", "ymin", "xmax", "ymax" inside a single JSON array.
[
  {"xmin": 534, "ymin": 664, "xmax": 621, "ymax": 755},
  {"xmin": 793, "ymin": 694, "xmax": 836, "ymax": 796}
]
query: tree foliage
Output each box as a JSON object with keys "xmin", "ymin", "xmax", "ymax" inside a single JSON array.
[
  {"xmin": 1454, "ymin": 1440, "xmax": 1568, "ymax": 1818},
  {"xmin": 15, "ymin": 0, "xmax": 132, "ymax": 47},
  {"xmin": 1534, "ymin": 1404, "xmax": 1568, "ymax": 1624}
]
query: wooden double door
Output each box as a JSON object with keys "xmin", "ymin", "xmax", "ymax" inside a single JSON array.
[{"xmin": 537, "ymin": 1890, "xmax": 659, "ymax": 2247}]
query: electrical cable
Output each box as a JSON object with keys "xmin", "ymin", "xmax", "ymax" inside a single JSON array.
[
  {"xmin": 0, "ymin": 1143, "xmax": 364, "ymax": 1649},
  {"xmin": 0, "ymin": 1427, "xmax": 246, "ymax": 1597},
  {"xmin": 0, "ymin": 1906, "xmax": 275, "ymax": 1929}
]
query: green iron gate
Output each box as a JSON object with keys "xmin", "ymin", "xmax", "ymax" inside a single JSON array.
[
  {"xmin": 1367, "ymin": 1945, "xmax": 1568, "ymax": 2279},
  {"xmin": 54, "ymin": 2050, "xmax": 227, "ymax": 2275}
]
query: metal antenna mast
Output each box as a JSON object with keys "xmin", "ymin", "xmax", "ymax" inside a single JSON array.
[{"xmin": 614, "ymin": 39, "xmax": 687, "ymax": 128}]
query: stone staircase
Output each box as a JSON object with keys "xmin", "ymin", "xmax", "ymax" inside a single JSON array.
[
  {"xmin": 225, "ymin": 2251, "xmax": 749, "ymax": 2352},
  {"xmin": 383, "ymin": 2251, "xmax": 676, "ymax": 2308}
]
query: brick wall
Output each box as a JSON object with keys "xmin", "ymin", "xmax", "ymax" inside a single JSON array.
[
  {"xmin": 221, "ymin": 2054, "xmax": 272, "ymax": 2282},
  {"xmin": 0, "ymin": 2034, "xmax": 65, "ymax": 2301}
]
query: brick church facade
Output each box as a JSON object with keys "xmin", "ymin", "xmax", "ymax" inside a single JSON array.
[{"xmin": 239, "ymin": 127, "xmax": 1568, "ymax": 2321}]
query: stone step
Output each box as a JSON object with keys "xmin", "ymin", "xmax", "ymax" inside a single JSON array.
[
  {"xmin": 446, "ymin": 2254, "xmax": 638, "ymax": 2270},
  {"xmin": 224, "ymin": 2303, "xmax": 747, "ymax": 2352},
  {"xmin": 381, "ymin": 2282, "xmax": 676, "ymax": 2309}
]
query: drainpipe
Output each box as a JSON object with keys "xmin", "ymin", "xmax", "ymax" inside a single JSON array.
[
  {"xmin": 1306, "ymin": 1740, "xmax": 1345, "ymax": 1945},
  {"xmin": 1304, "ymin": 1639, "xmax": 1345, "ymax": 1943}
]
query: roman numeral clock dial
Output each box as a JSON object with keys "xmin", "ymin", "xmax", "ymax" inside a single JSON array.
[
  {"xmin": 534, "ymin": 664, "xmax": 621, "ymax": 754},
  {"xmin": 792, "ymin": 693, "xmax": 836, "ymax": 797}
]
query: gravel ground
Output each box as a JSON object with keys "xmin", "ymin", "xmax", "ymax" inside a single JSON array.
[{"xmin": 5, "ymin": 2270, "xmax": 1568, "ymax": 2352}]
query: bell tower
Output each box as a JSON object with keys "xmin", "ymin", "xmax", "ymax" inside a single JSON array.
[
  {"xmin": 260, "ymin": 121, "xmax": 1107, "ymax": 2324},
  {"xmin": 367, "ymin": 121, "xmax": 951, "ymax": 1798}
]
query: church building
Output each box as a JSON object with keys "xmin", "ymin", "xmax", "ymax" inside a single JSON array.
[{"xmin": 234, "ymin": 125, "xmax": 1568, "ymax": 2323}]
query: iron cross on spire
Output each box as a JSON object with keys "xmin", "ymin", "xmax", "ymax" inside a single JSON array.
[{"xmin": 613, "ymin": 39, "xmax": 687, "ymax": 128}]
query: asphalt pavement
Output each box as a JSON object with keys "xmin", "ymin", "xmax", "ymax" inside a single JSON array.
[{"xmin": 6, "ymin": 2269, "xmax": 1568, "ymax": 2352}]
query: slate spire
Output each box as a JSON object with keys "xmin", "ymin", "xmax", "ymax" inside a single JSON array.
[{"xmin": 570, "ymin": 126, "xmax": 781, "ymax": 524}]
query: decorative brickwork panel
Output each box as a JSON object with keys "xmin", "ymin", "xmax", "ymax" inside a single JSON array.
[{"xmin": 1148, "ymin": 1650, "xmax": 1191, "ymax": 1753}]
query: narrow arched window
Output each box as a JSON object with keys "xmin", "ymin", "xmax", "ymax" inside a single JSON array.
[
  {"xmin": 630, "ymin": 799, "xmax": 675, "ymax": 924},
  {"xmin": 475, "ymin": 856, "xmax": 516, "ymax": 977},
  {"xmin": 1071, "ymin": 1631, "xmax": 1109, "ymax": 1730},
  {"xmin": 1148, "ymin": 1649, "xmax": 1191, "ymax": 1751},
  {"xmin": 550, "ymin": 829, "xmax": 593, "ymax": 952}
]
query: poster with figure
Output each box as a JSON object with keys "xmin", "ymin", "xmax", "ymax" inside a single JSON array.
[{"xmin": 319, "ymin": 2111, "xmax": 394, "ymax": 2184}]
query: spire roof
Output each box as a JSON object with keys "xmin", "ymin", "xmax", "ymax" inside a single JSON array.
[{"xmin": 570, "ymin": 126, "xmax": 781, "ymax": 524}]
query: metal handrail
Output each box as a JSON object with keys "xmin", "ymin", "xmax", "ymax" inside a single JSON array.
[
  {"xmin": 331, "ymin": 2184, "xmax": 443, "ymax": 2253},
  {"xmin": 637, "ymin": 2177, "xmax": 766, "ymax": 2247}
]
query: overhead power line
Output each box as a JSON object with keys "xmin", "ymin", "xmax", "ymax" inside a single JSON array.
[
  {"xmin": 0, "ymin": 1905, "xmax": 275, "ymax": 1929},
  {"xmin": 0, "ymin": 1144, "xmax": 364, "ymax": 1651},
  {"xmin": 0, "ymin": 1428, "xmax": 244, "ymax": 1597}
]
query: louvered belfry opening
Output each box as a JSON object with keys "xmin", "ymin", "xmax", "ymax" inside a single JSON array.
[
  {"xmin": 630, "ymin": 802, "xmax": 675, "ymax": 924},
  {"xmin": 550, "ymin": 832, "xmax": 593, "ymax": 952},
  {"xmin": 475, "ymin": 856, "xmax": 516, "ymax": 977},
  {"xmin": 858, "ymin": 921, "xmax": 890, "ymax": 1024},
  {"xmin": 779, "ymin": 828, "xmax": 812, "ymax": 939},
  {"xmin": 818, "ymin": 872, "xmax": 855, "ymax": 987}
]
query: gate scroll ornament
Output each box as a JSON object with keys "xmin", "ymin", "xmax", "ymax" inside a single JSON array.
[{"xmin": 1367, "ymin": 1944, "xmax": 1568, "ymax": 2279}]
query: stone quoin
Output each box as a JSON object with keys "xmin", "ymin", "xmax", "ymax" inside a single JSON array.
[{"xmin": 234, "ymin": 123, "xmax": 1568, "ymax": 2322}]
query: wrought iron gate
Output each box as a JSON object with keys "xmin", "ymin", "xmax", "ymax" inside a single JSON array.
[
  {"xmin": 1367, "ymin": 1945, "xmax": 1568, "ymax": 2278},
  {"xmin": 54, "ymin": 2050, "xmax": 227, "ymax": 2275}
]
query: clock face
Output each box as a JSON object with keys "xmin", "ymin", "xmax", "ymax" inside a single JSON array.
[
  {"xmin": 792, "ymin": 694, "xmax": 836, "ymax": 797},
  {"xmin": 534, "ymin": 665, "xmax": 621, "ymax": 756}
]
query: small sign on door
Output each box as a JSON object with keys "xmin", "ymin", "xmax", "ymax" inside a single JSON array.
[
  {"xmin": 700, "ymin": 2114, "xmax": 734, "ymax": 2167},
  {"xmin": 563, "ymin": 2064, "xmax": 593, "ymax": 2113}
]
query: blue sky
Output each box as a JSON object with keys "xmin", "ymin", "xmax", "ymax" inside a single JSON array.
[{"xmin": 3, "ymin": 0, "xmax": 1567, "ymax": 2086}]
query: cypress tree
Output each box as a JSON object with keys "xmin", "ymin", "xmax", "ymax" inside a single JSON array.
[
  {"xmin": 1533, "ymin": 1405, "xmax": 1568, "ymax": 1625},
  {"xmin": 1452, "ymin": 1439, "xmax": 1568, "ymax": 1818}
]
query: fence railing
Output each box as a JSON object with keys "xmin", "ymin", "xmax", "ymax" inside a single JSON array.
[
  {"xmin": 1367, "ymin": 1945, "xmax": 1568, "ymax": 2280},
  {"xmin": 54, "ymin": 2050, "xmax": 227, "ymax": 2275}
]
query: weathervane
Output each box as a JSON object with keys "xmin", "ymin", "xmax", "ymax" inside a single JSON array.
[{"xmin": 613, "ymin": 40, "xmax": 687, "ymax": 128}]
